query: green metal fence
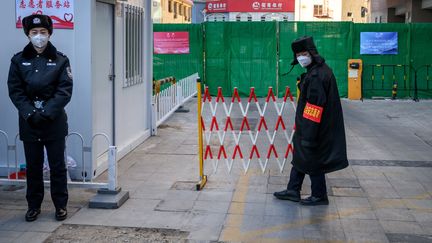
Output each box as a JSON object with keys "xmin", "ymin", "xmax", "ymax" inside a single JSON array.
[
  {"xmin": 153, "ymin": 22, "xmax": 432, "ymax": 99},
  {"xmin": 153, "ymin": 24, "xmax": 204, "ymax": 82}
]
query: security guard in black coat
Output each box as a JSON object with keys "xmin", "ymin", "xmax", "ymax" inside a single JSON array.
[
  {"xmin": 274, "ymin": 36, "xmax": 348, "ymax": 206},
  {"xmin": 7, "ymin": 14, "xmax": 73, "ymax": 221}
]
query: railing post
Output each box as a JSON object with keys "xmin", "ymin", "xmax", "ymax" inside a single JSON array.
[
  {"xmin": 151, "ymin": 102, "xmax": 157, "ymax": 136},
  {"xmin": 107, "ymin": 146, "xmax": 117, "ymax": 191},
  {"xmin": 414, "ymin": 69, "xmax": 419, "ymax": 102},
  {"xmin": 89, "ymin": 144, "xmax": 129, "ymax": 209},
  {"xmin": 0, "ymin": 130, "xmax": 11, "ymax": 178},
  {"xmin": 196, "ymin": 77, "xmax": 207, "ymax": 191}
]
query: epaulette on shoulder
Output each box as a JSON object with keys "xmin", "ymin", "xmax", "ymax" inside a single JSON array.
[{"xmin": 57, "ymin": 51, "xmax": 67, "ymax": 57}]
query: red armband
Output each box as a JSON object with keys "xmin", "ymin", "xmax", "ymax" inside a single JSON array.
[{"xmin": 303, "ymin": 102, "xmax": 323, "ymax": 123}]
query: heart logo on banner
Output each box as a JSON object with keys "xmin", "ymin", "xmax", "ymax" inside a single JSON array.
[{"xmin": 64, "ymin": 13, "xmax": 73, "ymax": 22}]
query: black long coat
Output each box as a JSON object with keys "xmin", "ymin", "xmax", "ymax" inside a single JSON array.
[
  {"xmin": 7, "ymin": 42, "xmax": 73, "ymax": 142},
  {"xmin": 291, "ymin": 57, "xmax": 348, "ymax": 175}
]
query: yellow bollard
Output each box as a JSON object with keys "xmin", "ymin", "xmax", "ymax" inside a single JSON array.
[{"xmin": 196, "ymin": 78, "xmax": 207, "ymax": 191}]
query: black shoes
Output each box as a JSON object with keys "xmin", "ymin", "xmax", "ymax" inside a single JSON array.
[
  {"xmin": 25, "ymin": 208, "xmax": 41, "ymax": 222},
  {"xmin": 300, "ymin": 196, "xmax": 329, "ymax": 206},
  {"xmin": 274, "ymin": 191, "xmax": 329, "ymax": 206},
  {"xmin": 25, "ymin": 207, "xmax": 68, "ymax": 221},
  {"xmin": 55, "ymin": 208, "xmax": 68, "ymax": 221},
  {"xmin": 273, "ymin": 189, "xmax": 301, "ymax": 202}
]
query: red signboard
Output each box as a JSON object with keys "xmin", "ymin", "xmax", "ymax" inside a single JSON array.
[
  {"xmin": 16, "ymin": 0, "xmax": 74, "ymax": 29},
  {"xmin": 205, "ymin": 0, "xmax": 294, "ymax": 13},
  {"xmin": 154, "ymin": 32, "xmax": 190, "ymax": 54}
]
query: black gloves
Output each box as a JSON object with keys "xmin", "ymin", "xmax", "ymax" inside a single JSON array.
[{"xmin": 27, "ymin": 111, "xmax": 50, "ymax": 128}]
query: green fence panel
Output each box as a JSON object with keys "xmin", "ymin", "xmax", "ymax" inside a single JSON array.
[
  {"xmin": 204, "ymin": 22, "xmax": 231, "ymax": 96},
  {"xmin": 153, "ymin": 24, "xmax": 203, "ymax": 81},
  {"xmin": 153, "ymin": 22, "xmax": 432, "ymax": 99},
  {"xmin": 410, "ymin": 23, "xmax": 432, "ymax": 99},
  {"xmin": 352, "ymin": 23, "xmax": 411, "ymax": 98},
  {"xmin": 278, "ymin": 22, "xmax": 305, "ymax": 98},
  {"xmin": 205, "ymin": 22, "xmax": 277, "ymax": 96},
  {"xmin": 278, "ymin": 22, "xmax": 352, "ymax": 98},
  {"xmin": 229, "ymin": 22, "xmax": 277, "ymax": 97}
]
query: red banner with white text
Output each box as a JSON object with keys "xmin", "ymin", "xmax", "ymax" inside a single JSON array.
[{"xmin": 154, "ymin": 32, "xmax": 190, "ymax": 54}]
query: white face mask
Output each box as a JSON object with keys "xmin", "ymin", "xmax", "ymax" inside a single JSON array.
[
  {"xmin": 297, "ymin": 55, "xmax": 312, "ymax": 68},
  {"xmin": 30, "ymin": 34, "xmax": 49, "ymax": 48}
]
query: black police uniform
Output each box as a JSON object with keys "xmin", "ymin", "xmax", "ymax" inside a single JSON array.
[{"xmin": 7, "ymin": 41, "xmax": 73, "ymax": 211}]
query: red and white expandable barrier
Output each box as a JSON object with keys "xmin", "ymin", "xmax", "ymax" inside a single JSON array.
[{"xmin": 201, "ymin": 86, "xmax": 296, "ymax": 173}]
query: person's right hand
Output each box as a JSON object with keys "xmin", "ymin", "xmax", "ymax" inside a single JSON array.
[{"xmin": 27, "ymin": 111, "xmax": 50, "ymax": 128}]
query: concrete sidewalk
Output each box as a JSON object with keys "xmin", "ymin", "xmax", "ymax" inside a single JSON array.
[{"xmin": 1, "ymin": 98, "xmax": 432, "ymax": 242}]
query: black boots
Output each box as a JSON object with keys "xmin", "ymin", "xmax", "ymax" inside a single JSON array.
[
  {"xmin": 55, "ymin": 208, "xmax": 68, "ymax": 221},
  {"xmin": 273, "ymin": 189, "xmax": 301, "ymax": 202},
  {"xmin": 25, "ymin": 208, "xmax": 41, "ymax": 222},
  {"xmin": 300, "ymin": 196, "xmax": 329, "ymax": 206}
]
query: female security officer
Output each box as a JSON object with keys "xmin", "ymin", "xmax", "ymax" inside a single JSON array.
[
  {"xmin": 274, "ymin": 36, "xmax": 348, "ymax": 206},
  {"xmin": 8, "ymin": 14, "xmax": 73, "ymax": 221}
]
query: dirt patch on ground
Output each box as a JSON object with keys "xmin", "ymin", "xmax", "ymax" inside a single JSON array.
[
  {"xmin": 158, "ymin": 124, "xmax": 182, "ymax": 130},
  {"xmin": 44, "ymin": 224, "xmax": 189, "ymax": 243}
]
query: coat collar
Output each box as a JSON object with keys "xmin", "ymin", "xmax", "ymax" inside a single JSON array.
[
  {"xmin": 306, "ymin": 55, "xmax": 325, "ymax": 72},
  {"xmin": 22, "ymin": 41, "xmax": 57, "ymax": 60}
]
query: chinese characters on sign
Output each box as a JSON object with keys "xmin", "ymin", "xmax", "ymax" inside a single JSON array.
[
  {"xmin": 205, "ymin": 0, "xmax": 294, "ymax": 13},
  {"xmin": 16, "ymin": 0, "xmax": 74, "ymax": 29},
  {"xmin": 207, "ymin": 2, "xmax": 228, "ymax": 12},
  {"xmin": 254, "ymin": 2, "xmax": 284, "ymax": 10},
  {"xmin": 154, "ymin": 32, "xmax": 190, "ymax": 54}
]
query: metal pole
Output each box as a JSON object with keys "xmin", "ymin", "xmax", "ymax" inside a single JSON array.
[
  {"xmin": 151, "ymin": 102, "xmax": 157, "ymax": 135},
  {"xmin": 196, "ymin": 77, "xmax": 207, "ymax": 191},
  {"xmin": 414, "ymin": 69, "xmax": 419, "ymax": 102},
  {"xmin": 0, "ymin": 131, "xmax": 10, "ymax": 178},
  {"xmin": 107, "ymin": 146, "xmax": 117, "ymax": 191}
]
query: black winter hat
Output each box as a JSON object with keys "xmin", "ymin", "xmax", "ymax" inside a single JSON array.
[
  {"xmin": 291, "ymin": 36, "xmax": 319, "ymax": 65},
  {"xmin": 22, "ymin": 14, "xmax": 53, "ymax": 36}
]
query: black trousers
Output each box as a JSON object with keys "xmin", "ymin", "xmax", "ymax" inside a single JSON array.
[
  {"xmin": 287, "ymin": 167, "xmax": 327, "ymax": 198},
  {"xmin": 23, "ymin": 139, "xmax": 68, "ymax": 210}
]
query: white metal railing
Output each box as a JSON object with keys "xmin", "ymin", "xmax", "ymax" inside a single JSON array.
[
  {"xmin": 0, "ymin": 130, "xmax": 118, "ymax": 190},
  {"xmin": 153, "ymin": 73, "xmax": 198, "ymax": 127}
]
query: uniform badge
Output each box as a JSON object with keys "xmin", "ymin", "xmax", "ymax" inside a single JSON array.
[
  {"xmin": 22, "ymin": 62, "xmax": 31, "ymax": 66},
  {"xmin": 66, "ymin": 66, "xmax": 73, "ymax": 79},
  {"xmin": 34, "ymin": 100, "xmax": 44, "ymax": 109},
  {"xmin": 33, "ymin": 18, "xmax": 41, "ymax": 24}
]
